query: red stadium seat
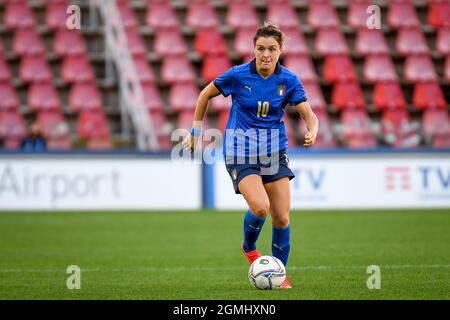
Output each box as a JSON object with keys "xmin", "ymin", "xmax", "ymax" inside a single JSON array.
[
  {"xmin": 372, "ymin": 82, "xmax": 407, "ymax": 111},
  {"xmin": 299, "ymin": 109, "xmax": 336, "ymax": 148},
  {"xmin": 0, "ymin": 83, "xmax": 19, "ymax": 111},
  {"xmin": 381, "ymin": 110, "xmax": 420, "ymax": 148},
  {"xmin": 446, "ymin": 56, "xmax": 450, "ymax": 82},
  {"xmin": 45, "ymin": 0, "xmax": 70, "ymax": 29},
  {"xmin": 0, "ymin": 56, "xmax": 12, "ymax": 82},
  {"xmin": 132, "ymin": 56, "xmax": 156, "ymax": 84},
  {"xmin": 194, "ymin": 29, "xmax": 228, "ymax": 57},
  {"xmin": 404, "ymin": 55, "xmax": 438, "ymax": 83},
  {"xmin": 0, "ymin": 111, "xmax": 26, "ymax": 139},
  {"xmin": 12, "ymin": 28, "xmax": 45, "ymax": 56},
  {"xmin": 210, "ymin": 94, "xmax": 231, "ymax": 112},
  {"xmin": 347, "ymin": 1, "xmax": 372, "ymax": 29},
  {"xmin": 436, "ymin": 28, "xmax": 450, "ymax": 56},
  {"xmin": 301, "ymin": 80, "xmax": 327, "ymax": 111},
  {"xmin": 148, "ymin": 110, "xmax": 172, "ymax": 142},
  {"xmin": 428, "ymin": 2, "xmax": 450, "ymax": 28},
  {"xmin": 61, "ymin": 55, "xmax": 95, "ymax": 83},
  {"xmin": 387, "ymin": 2, "xmax": 420, "ymax": 29},
  {"xmin": 19, "ymin": 55, "xmax": 53, "ymax": 83},
  {"xmin": 283, "ymin": 55, "xmax": 317, "ymax": 82},
  {"xmin": 176, "ymin": 110, "xmax": 210, "ymax": 133},
  {"xmin": 142, "ymin": 83, "xmax": 164, "ymax": 112},
  {"xmin": 217, "ymin": 109, "xmax": 229, "ymax": 133},
  {"xmin": 154, "ymin": 29, "xmax": 188, "ymax": 57},
  {"xmin": 226, "ymin": 2, "xmax": 259, "ymax": 30},
  {"xmin": 266, "ymin": 4, "xmax": 300, "ymax": 30},
  {"xmin": 5, "ymin": 1, "xmax": 36, "ymax": 29},
  {"xmin": 315, "ymin": 29, "xmax": 349, "ymax": 56},
  {"xmin": 283, "ymin": 114, "xmax": 298, "ymax": 148},
  {"xmin": 282, "ymin": 28, "xmax": 309, "ymax": 56},
  {"xmin": 356, "ymin": 29, "xmax": 390, "ymax": 56},
  {"xmin": 76, "ymin": 111, "xmax": 110, "ymax": 139},
  {"xmin": 87, "ymin": 137, "xmax": 112, "ymax": 150},
  {"xmin": 363, "ymin": 55, "xmax": 398, "ymax": 82},
  {"xmin": 422, "ymin": 109, "xmax": 450, "ymax": 140},
  {"xmin": 169, "ymin": 82, "xmax": 199, "ymax": 112},
  {"xmin": 28, "ymin": 82, "xmax": 61, "ymax": 111},
  {"xmin": 161, "ymin": 57, "xmax": 196, "ymax": 84},
  {"xmin": 433, "ymin": 135, "xmax": 450, "ymax": 148},
  {"xmin": 146, "ymin": 3, "xmax": 179, "ymax": 30},
  {"xmin": 117, "ymin": 2, "xmax": 139, "ymax": 29},
  {"xmin": 186, "ymin": 3, "xmax": 220, "ymax": 30},
  {"xmin": 125, "ymin": 28, "xmax": 147, "ymax": 57},
  {"xmin": 69, "ymin": 82, "xmax": 103, "ymax": 112},
  {"xmin": 396, "ymin": 28, "xmax": 429, "ymax": 56},
  {"xmin": 233, "ymin": 28, "xmax": 255, "ymax": 58},
  {"xmin": 412, "ymin": 82, "xmax": 447, "ymax": 110},
  {"xmin": 0, "ymin": 40, "xmax": 4, "ymax": 56},
  {"xmin": 307, "ymin": 2, "xmax": 340, "ymax": 29},
  {"xmin": 37, "ymin": 111, "xmax": 70, "ymax": 141},
  {"xmin": 340, "ymin": 109, "xmax": 377, "ymax": 149},
  {"xmin": 201, "ymin": 55, "xmax": 232, "ymax": 83},
  {"xmin": 323, "ymin": 55, "xmax": 357, "ymax": 83},
  {"xmin": 53, "ymin": 29, "xmax": 86, "ymax": 57},
  {"xmin": 331, "ymin": 81, "xmax": 366, "ymax": 110}
]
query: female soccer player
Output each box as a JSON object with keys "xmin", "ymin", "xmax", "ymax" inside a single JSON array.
[{"xmin": 183, "ymin": 22, "xmax": 318, "ymax": 289}]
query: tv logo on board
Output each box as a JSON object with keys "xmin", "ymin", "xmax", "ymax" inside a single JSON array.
[{"xmin": 291, "ymin": 168, "xmax": 327, "ymax": 201}]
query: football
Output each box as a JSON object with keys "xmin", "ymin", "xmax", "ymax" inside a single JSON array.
[{"xmin": 248, "ymin": 256, "xmax": 286, "ymax": 290}]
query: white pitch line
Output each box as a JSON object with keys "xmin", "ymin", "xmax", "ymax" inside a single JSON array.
[{"xmin": 0, "ymin": 264, "xmax": 449, "ymax": 273}]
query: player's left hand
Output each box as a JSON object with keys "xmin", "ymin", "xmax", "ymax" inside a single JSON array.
[{"xmin": 303, "ymin": 131, "xmax": 317, "ymax": 147}]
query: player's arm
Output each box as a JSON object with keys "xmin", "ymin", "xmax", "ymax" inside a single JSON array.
[
  {"xmin": 182, "ymin": 82, "xmax": 221, "ymax": 152},
  {"xmin": 295, "ymin": 101, "xmax": 318, "ymax": 147}
]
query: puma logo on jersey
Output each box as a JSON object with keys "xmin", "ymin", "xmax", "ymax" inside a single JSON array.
[{"xmin": 244, "ymin": 85, "xmax": 252, "ymax": 92}]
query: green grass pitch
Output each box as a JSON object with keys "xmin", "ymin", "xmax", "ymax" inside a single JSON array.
[{"xmin": 0, "ymin": 209, "xmax": 449, "ymax": 300}]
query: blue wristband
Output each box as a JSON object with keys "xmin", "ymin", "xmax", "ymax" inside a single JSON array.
[{"xmin": 191, "ymin": 128, "xmax": 201, "ymax": 137}]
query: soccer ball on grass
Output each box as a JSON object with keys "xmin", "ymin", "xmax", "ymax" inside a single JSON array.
[{"xmin": 248, "ymin": 256, "xmax": 286, "ymax": 290}]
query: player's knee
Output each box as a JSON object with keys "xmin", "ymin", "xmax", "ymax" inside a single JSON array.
[
  {"xmin": 272, "ymin": 215, "xmax": 290, "ymax": 228},
  {"xmin": 250, "ymin": 200, "xmax": 270, "ymax": 217}
]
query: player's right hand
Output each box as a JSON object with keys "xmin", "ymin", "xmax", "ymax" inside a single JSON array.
[{"xmin": 182, "ymin": 134, "xmax": 199, "ymax": 153}]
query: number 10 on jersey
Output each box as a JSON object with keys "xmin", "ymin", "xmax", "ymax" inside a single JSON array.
[{"xmin": 257, "ymin": 101, "xmax": 270, "ymax": 117}]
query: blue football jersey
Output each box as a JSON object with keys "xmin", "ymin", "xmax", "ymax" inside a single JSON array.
[{"xmin": 214, "ymin": 59, "xmax": 307, "ymax": 157}]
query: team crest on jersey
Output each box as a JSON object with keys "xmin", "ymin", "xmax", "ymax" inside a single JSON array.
[
  {"xmin": 231, "ymin": 169, "xmax": 237, "ymax": 181},
  {"xmin": 277, "ymin": 85, "xmax": 286, "ymax": 96}
]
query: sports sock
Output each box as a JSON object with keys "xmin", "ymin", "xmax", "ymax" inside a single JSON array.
[
  {"xmin": 243, "ymin": 210, "xmax": 266, "ymax": 253},
  {"xmin": 272, "ymin": 224, "xmax": 291, "ymax": 267}
]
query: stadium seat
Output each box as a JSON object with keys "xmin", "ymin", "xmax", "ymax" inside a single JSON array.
[
  {"xmin": 301, "ymin": 80, "xmax": 327, "ymax": 111},
  {"xmin": 283, "ymin": 55, "xmax": 317, "ymax": 82},
  {"xmin": 347, "ymin": 1, "xmax": 372, "ymax": 29},
  {"xmin": 61, "ymin": 55, "xmax": 95, "ymax": 83},
  {"xmin": 233, "ymin": 28, "xmax": 256, "ymax": 58},
  {"xmin": 161, "ymin": 57, "xmax": 196, "ymax": 84},
  {"xmin": 355, "ymin": 29, "xmax": 390, "ymax": 56},
  {"xmin": 436, "ymin": 28, "xmax": 450, "ymax": 56},
  {"xmin": 283, "ymin": 114, "xmax": 298, "ymax": 148},
  {"xmin": 372, "ymin": 82, "xmax": 407, "ymax": 111},
  {"xmin": 210, "ymin": 94, "xmax": 231, "ymax": 112},
  {"xmin": 363, "ymin": 55, "xmax": 398, "ymax": 82},
  {"xmin": 307, "ymin": 2, "xmax": 340, "ymax": 29},
  {"xmin": 404, "ymin": 55, "xmax": 438, "ymax": 83},
  {"xmin": 422, "ymin": 109, "xmax": 450, "ymax": 141},
  {"xmin": 186, "ymin": 3, "xmax": 220, "ymax": 30},
  {"xmin": 340, "ymin": 109, "xmax": 377, "ymax": 149},
  {"xmin": 0, "ymin": 111, "xmax": 26, "ymax": 140},
  {"xmin": 433, "ymin": 135, "xmax": 450, "ymax": 148},
  {"xmin": 331, "ymin": 81, "xmax": 366, "ymax": 111},
  {"xmin": 45, "ymin": 0, "xmax": 70, "ymax": 29},
  {"xmin": 148, "ymin": 110, "xmax": 172, "ymax": 144},
  {"xmin": 19, "ymin": 55, "xmax": 53, "ymax": 83},
  {"xmin": 53, "ymin": 29, "xmax": 86, "ymax": 57},
  {"xmin": 412, "ymin": 82, "xmax": 447, "ymax": 110},
  {"xmin": 117, "ymin": 2, "xmax": 139, "ymax": 29},
  {"xmin": 201, "ymin": 55, "xmax": 232, "ymax": 83},
  {"xmin": 299, "ymin": 109, "xmax": 336, "ymax": 148},
  {"xmin": 87, "ymin": 137, "xmax": 112, "ymax": 150},
  {"xmin": 226, "ymin": 2, "xmax": 259, "ymax": 30},
  {"xmin": 69, "ymin": 82, "xmax": 103, "ymax": 112},
  {"xmin": 0, "ymin": 83, "xmax": 19, "ymax": 111},
  {"xmin": 125, "ymin": 28, "xmax": 147, "ymax": 57},
  {"xmin": 387, "ymin": 2, "xmax": 420, "ymax": 29},
  {"xmin": 446, "ymin": 56, "xmax": 450, "ymax": 82},
  {"xmin": 28, "ymin": 82, "xmax": 61, "ymax": 111},
  {"xmin": 315, "ymin": 29, "xmax": 349, "ymax": 56},
  {"xmin": 266, "ymin": 3, "xmax": 300, "ymax": 30},
  {"xmin": 169, "ymin": 82, "xmax": 199, "ymax": 112},
  {"xmin": 132, "ymin": 56, "xmax": 156, "ymax": 84},
  {"xmin": 12, "ymin": 28, "xmax": 45, "ymax": 56},
  {"xmin": 37, "ymin": 111, "xmax": 70, "ymax": 143},
  {"xmin": 176, "ymin": 110, "xmax": 211, "ymax": 134},
  {"xmin": 146, "ymin": 3, "xmax": 179, "ymax": 30},
  {"xmin": 194, "ymin": 29, "xmax": 228, "ymax": 57},
  {"xmin": 428, "ymin": 2, "xmax": 450, "ymax": 28},
  {"xmin": 381, "ymin": 110, "xmax": 420, "ymax": 148},
  {"xmin": 76, "ymin": 111, "xmax": 110, "ymax": 139},
  {"xmin": 396, "ymin": 28, "xmax": 429, "ymax": 56},
  {"xmin": 0, "ymin": 56, "xmax": 12, "ymax": 82},
  {"xmin": 142, "ymin": 83, "xmax": 164, "ymax": 112},
  {"xmin": 4, "ymin": 0, "xmax": 36, "ymax": 29},
  {"xmin": 0, "ymin": 40, "xmax": 4, "ymax": 56},
  {"xmin": 282, "ymin": 28, "xmax": 309, "ymax": 56},
  {"xmin": 323, "ymin": 55, "xmax": 357, "ymax": 83},
  {"xmin": 154, "ymin": 29, "xmax": 188, "ymax": 57},
  {"xmin": 217, "ymin": 109, "xmax": 229, "ymax": 133}
]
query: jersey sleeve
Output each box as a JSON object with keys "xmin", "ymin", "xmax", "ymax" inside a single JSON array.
[
  {"xmin": 213, "ymin": 67, "xmax": 235, "ymax": 97},
  {"xmin": 287, "ymin": 76, "xmax": 307, "ymax": 106}
]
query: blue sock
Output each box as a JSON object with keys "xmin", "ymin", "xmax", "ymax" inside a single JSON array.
[
  {"xmin": 272, "ymin": 224, "xmax": 291, "ymax": 267},
  {"xmin": 243, "ymin": 210, "xmax": 266, "ymax": 253}
]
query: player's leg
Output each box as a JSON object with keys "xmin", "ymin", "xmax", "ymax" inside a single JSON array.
[{"xmin": 238, "ymin": 174, "xmax": 270, "ymax": 263}]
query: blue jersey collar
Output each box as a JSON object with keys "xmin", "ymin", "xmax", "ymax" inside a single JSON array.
[{"xmin": 250, "ymin": 59, "xmax": 282, "ymax": 75}]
